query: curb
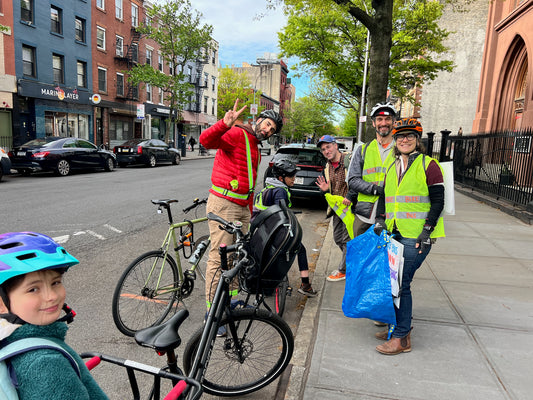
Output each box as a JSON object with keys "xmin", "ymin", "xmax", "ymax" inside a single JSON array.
[{"xmin": 284, "ymin": 219, "xmax": 334, "ymax": 400}]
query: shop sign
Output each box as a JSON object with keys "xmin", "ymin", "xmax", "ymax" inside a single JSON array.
[
  {"xmin": 137, "ymin": 104, "xmax": 145, "ymax": 119},
  {"xmin": 18, "ymin": 80, "xmax": 91, "ymax": 104}
]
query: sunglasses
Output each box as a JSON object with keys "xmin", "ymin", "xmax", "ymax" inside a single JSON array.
[{"xmin": 395, "ymin": 133, "xmax": 418, "ymax": 141}]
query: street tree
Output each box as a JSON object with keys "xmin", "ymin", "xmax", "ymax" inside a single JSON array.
[
  {"xmin": 217, "ymin": 67, "xmax": 263, "ymax": 122},
  {"xmin": 284, "ymin": 96, "xmax": 335, "ymax": 142},
  {"xmin": 271, "ymin": 0, "xmax": 456, "ymax": 141},
  {"xmin": 127, "ymin": 0, "xmax": 213, "ymax": 143}
]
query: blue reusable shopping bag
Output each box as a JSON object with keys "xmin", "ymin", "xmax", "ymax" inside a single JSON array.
[{"xmin": 342, "ymin": 227, "xmax": 396, "ymax": 325}]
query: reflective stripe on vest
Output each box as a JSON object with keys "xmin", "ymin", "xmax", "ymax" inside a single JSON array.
[
  {"xmin": 254, "ymin": 185, "xmax": 292, "ymax": 211},
  {"xmin": 384, "ymin": 154, "xmax": 445, "ymax": 238},
  {"xmin": 357, "ymin": 140, "xmax": 395, "ymax": 204},
  {"xmin": 211, "ymin": 130, "xmax": 255, "ymax": 200},
  {"xmin": 325, "ymin": 193, "xmax": 355, "ymax": 239}
]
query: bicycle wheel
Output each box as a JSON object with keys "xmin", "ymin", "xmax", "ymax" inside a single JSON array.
[
  {"xmin": 182, "ymin": 308, "xmax": 294, "ymax": 396},
  {"xmin": 275, "ymin": 275, "xmax": 289, "ymax": 317},
  {"xmin": 191, "ymin": 235, "xmax": 209, "ymax": 281},
  {"xmin": 112, "ymin": 250, "xmax": 179, "ymax": 337}
]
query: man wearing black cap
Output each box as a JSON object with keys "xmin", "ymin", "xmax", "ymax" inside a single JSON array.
[{"xmin": 316, "ymin": 135, "xmax": 356, "ymax": 282}]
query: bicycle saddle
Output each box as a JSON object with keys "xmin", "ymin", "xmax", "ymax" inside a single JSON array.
[
  {"xmin": 134, "ymin": 309, "xmax": 189, "ymax": 352},
  {"xmin": 151, "ymin": 199, "xmax": 179, "ymax": 207}
]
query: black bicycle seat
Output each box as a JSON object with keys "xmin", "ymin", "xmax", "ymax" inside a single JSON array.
[
  {"xmin": 134, "ymin": 309, "xmax": 189, "ymax": 352},
  {"xmin": 151, "ymin": 199, "xmax": 179, "ymax": 207}
]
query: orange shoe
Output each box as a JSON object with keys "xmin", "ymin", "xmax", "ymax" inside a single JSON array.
[{"xmin": 326, "ymin": 270, "xmax": 346, "ymax": 282}]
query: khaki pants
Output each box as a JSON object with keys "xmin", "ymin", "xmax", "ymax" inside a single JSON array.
[{"xmin": 205, "ymin": 193, "xmax": 250, "ymax": 307}]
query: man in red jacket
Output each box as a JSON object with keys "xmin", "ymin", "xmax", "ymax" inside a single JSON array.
[{"xmin": 200, "ymin": 100, "xmax": 282, "ymax": 334}]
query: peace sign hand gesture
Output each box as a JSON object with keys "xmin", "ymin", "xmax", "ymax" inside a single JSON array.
[{"xmin": 223, "ymin": 99, "xmax": 247, "ymax": 127}]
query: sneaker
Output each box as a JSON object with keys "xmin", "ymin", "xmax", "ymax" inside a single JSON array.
[
  {"xmin": 298, "ymin": 283, "xmax": 318, "ymax": 297},
  {"xmin": 326, "ymin": 270, "xmax": 346, "ymax": 282},
  {"xmin": 216, "ymin": 325, "xmax": 227, "ymax": 337}
]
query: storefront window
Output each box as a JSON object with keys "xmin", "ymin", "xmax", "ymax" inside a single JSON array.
[
  {"xmin": 109, "ymin": 117, "xmax": 133, "ymax": 147},
  {"xmin": 44, "ymin": 111, "xmax": 89, "ymax": 139}
]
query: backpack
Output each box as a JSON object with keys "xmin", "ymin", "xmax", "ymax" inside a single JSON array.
[
  {"xmin": 241, "ymin": 201, "xmax": 302, "ymax": 295},
  {"xmin": 0, "ymin": 338, "xmax": 81, "ymax": 399}
]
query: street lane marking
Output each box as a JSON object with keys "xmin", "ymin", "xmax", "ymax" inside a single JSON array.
[
  {"xmin": 86, "ymin": 230, "xmax": 106, "ymax": 240},
  {"xmin": 104, "ymin": 224, "xmax": 122, "ymax": 233},
  {"xmin": 52, "ymin": 235, "xmax": 70, "ymax": 244}
]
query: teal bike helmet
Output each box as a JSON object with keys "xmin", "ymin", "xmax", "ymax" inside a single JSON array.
[{"xmin": 0, "ymin": 232, "xmax": 79, "ymax": 323}]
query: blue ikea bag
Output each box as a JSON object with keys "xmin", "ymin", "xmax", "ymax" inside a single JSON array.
[{"xmin": 342, "ymin": 227, "xmax": 396, "ymax": 325}]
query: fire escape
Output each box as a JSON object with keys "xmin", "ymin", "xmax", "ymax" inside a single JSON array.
[
  {"xmin": 190, "ymin": 53, "xmax": 209, "ymax": 115},
  {"xmin": 114, "ymin": 27, "xmax": 142, "ymax": 101}
]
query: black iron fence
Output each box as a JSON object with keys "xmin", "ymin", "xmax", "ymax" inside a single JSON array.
[{"xmin": 425, "ymin": 128, "xmax": 533, "ymax": 208}]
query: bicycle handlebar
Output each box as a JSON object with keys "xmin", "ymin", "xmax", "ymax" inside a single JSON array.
[{"xmin": 183, "ymin": 197, "xmax": 208, "ymax": 213}]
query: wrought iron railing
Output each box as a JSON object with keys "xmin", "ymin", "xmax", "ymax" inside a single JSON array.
[{"xmin": 426, "ymin": 128, "xmax": 533, "ymax": 207}]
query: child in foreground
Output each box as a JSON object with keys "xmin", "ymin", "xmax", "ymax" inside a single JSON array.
[{"xmin": 0, "ymin": 232, "xmax": 108, "ymax": 399}]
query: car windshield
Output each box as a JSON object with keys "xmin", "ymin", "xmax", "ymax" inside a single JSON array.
[{"xmin": 276, "ymin": 148, "xmax": 325, "ymax": 167}]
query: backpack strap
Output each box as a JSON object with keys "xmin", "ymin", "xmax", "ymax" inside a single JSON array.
[{"xmin": 0, "ymin": 338, "xmax": 81, "ymax": 378}]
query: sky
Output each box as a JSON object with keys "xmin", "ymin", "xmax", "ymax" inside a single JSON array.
[{"xmin": 190, "ymin": 0, "xmax": 309, "ymax": 99}]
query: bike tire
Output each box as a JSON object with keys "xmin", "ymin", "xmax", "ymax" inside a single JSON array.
[
  {"xmin": 182, "ymin": 308, "xmax": 294, "ymax": 397},
  {"xmin": 191, "ymin": 235, "xmax": 209, "ymax": 281},
  {"xmin": 275, "ymin": 275, "xmax": 289, "ymax": 317},
  {"xmin": 112, "ymin": 250, "xmax": 179, "ymax": 337}
]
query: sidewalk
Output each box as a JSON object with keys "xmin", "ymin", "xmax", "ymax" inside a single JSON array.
[{"xmin": 288, "ymin": 189, "xmax": 533, "ymax": 400}]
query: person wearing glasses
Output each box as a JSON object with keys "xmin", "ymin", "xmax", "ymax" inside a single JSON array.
[{"xmin": 373, "ymin": 118, "xmax": 445, "ymax": 355}]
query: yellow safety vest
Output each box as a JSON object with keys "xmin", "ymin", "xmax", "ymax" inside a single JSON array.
[
  {"xmin": 325, "ymin": 193, "xmax": 355, "ymax": 239},
  {"xmin": 211, "ymin": 130, "xmax": 256, "ymax": 200},
  {"xmin": 384, "ymin": 154, "xmax": 445, "ymax": 239},
  {"xmin": 357, "ymin": 140, "xmax": 395, "ymax": 204},
  {"xmin": 254, "ymin": 185, "xmax": 292, "ymax": 210}
]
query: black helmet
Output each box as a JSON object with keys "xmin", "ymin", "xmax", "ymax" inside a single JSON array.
[
  {"xmin": 258, "ymin": 109, "xmax": 283, "ymax": 134},
  {"xmin": 272, "ymin": 159, "xmax": 298, "ymax": 178},
  {"xmin": 370, "ymin": 102, "xmax": 397, "ymax": 119}
]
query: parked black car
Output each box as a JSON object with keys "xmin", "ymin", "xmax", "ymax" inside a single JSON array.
[
  {"xmin": 263, "ymin": 143, "xmax": 326, "ymax": 199},
  {"xmin": 113, "ymin": 139, "xmax": 181, "ymax": 167},
  {"xmin": 9, "ymin": 137, "xmax": 116, "ymax": 176}
]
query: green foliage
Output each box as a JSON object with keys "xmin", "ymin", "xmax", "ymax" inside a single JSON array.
[
  {"xmin": 339, "ymin": 107, "xmax": 359, "ymax": 137},
  {"xmin": 127, "ymin": 0, "xmax": 213, "ymax": 141},
  {"xmin": 217, "ymin": 67, "xmax": 263, "ymax": 121},
  {"xmin": 283, "ymin": 96, "xmax": 335, "ymax": 142}
]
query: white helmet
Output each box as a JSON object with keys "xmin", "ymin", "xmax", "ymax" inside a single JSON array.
[{"xmin": 370, "ymin": 102, "xmax": 397, "ymax": 119}]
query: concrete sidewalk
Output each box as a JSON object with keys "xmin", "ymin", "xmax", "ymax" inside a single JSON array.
[{"xmin": 288, "ymin": 190, "xmax": 533, "ymax": 400}]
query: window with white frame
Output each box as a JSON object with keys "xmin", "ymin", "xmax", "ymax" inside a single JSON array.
[
  {"xmin": 146, "ymin": 83, "xmax": 152, "ymax": 102},
  {"xmin": 168, "ymin": 61, "xmax": 174, "ymax": 75},
  {"xmin": 211, "ymin": 99, "xmax": 216, "ymax": 115},
  {"xmin": 77, "ymin": 61, "xmax": 87, "ymax": 88},
  {"xmin": 98, "ymin": 67, "xmax": 107, "ymax": 92},
  {"xmin": 96, "ymin": 26, "xmax": 105, "ymax": 50},
  {"xmin": 116, "ymin": 35, "xmax": 124, "ymax": 57},
  {"xmin": 115, "ymin": 0, "xmax": 123, "ymax": 20},
  {"xmin": 158, "ymin": 53, "xmax": 163, "ymax": 72},
  {"xmin": 146, "ymin": 47, "xmax": 153, "ymax": 66},
  {"xmin": 159, "ymin": 88, "xmax": 164, "ymax": 104},
  {"xmin": 116, "ymin": 73, "xmax": 124, "ymax": 97},
  {"xmin": 96, "ymin": 0, "xmax": 105, "ymax": 10},
  {"xmin": 211, "ymin": 76, "xmax": 216, "ymax": 91},
  {"xmin": 203, "ymin": 96, "xmax": 208, "ymax": 113},
  {"xmin": 131, "ymin": 3, "xmax": 139, "ymax": 27}
]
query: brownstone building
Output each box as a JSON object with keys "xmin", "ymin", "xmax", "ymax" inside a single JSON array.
[{"xmin": 473, "ymin": 0, "xmax": 533, "ymax": 132}]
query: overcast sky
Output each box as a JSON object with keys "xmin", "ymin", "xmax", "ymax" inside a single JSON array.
[{"xmin": 190, "ymin": 0, "xmax": 309, "ymax": 98}]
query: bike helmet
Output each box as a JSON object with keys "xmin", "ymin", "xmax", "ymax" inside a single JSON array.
[
  {"xmin": 370, "ymin": 102, "xmax": 397, "ymax": 119},
  {"xmin": 258, "ymin": 109, "xmax": 283, "ymax": 134},
  {"xmin": 392, "ymin": 118, "xmax": 423, "ymax": 137},
  {"xmin": 272, "ymin": 159, "xmax": 299, "ymax": 178}
]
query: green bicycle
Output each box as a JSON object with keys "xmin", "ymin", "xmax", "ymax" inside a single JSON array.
[{"xmin": 112, "ymin": 198, "xmax": 210, "ymax": 337}]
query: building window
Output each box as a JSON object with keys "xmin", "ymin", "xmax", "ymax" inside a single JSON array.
[
  {"xmin": 146, "ymin": 83, "xmax": 152, "ymax": 102},
  {"xmin": 211, "ymin": 99, "xmax": 216, "ymax": 115},
  {"xmin": 131, "ymin": 84, "xmax": 139, "ymax": 100},
  {"xmin": 75, "ymin": 17, "xmax": 86, "ymax": 43},
  {"xmin": 203, "ymin": 96, "xmax": 208, "ymax": 113},
  {"xmin": 116, "ymin": 35, "xmax": 124, "ymax": 57},
  {"xmin": 212, "ymin": 49, "xmax": 216, "ymax": 64},
  {"xmin": 188, "ymin": 66, "xmax": 193, "ymax": 82},
  {"xmin": 21, "ymin": 0, "xmax": 33, "ymax": 24},
  {"xmin": 131, "ymin": 3, "xmax": 139, "ymax": 27},
  {"xmin": 159, "ymin": 88, "xmax": 164, "ymax": 104},
  {"xmin": 22, "ymin": 45, "xmax": 36, "ymax": 78},
  {"xmin": 211, "ymin": 76, "xmax": 216, "ymax": 91},
  {"xmin": 96, "ymin": 0, "xmax": 105, "ymax": 10},
  {"xmin": 96, "ymin": 26, "xmax": 106, "ymax": 50},
  {"xmin": 146, "ymin": 48, "xmax": 153, "ymax": 66},
  {"xmin": 131, "ymin": 43, "xmax": 138, "ymax": 62},
  {"xmin": 203, "ymin": 73, "xmax": 209, "ymax": 87},
  {"xmin": 158, "ymin": 53, "xmax": 163, "ymax": 72},
  {"xmin": 115, "ymin": 0, "xmax": 123, "ymax": 20},
  {"xmin": 50, "ymin": 6, "xmax": 62, "ymax": 35},
  {"xmin": 116, "ymin": 73, "xmax": 124, "ymax": 96},
  {"xmin": 77, "ymin": 61, "xmax": 87, "ymax": 88},
  {"xmin": 98, "ymin": 67, "xmax": 107, "ymax": 93},
  {"xmin": 52, "ymin": 54, "xmax": 64, "ymax": 84},
  {"xmin": 168, "ymin": 61, "xmax": 174, "ymax": 75}
]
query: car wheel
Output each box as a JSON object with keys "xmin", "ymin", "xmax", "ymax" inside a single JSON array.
[
  {"xmin": 148, "ymin": 154, "xmax": 156, "ymax": 167},
  {"xmin": 104, "ymin": 157, "xmax": 115, "ymax": 172},
  {"xmin": 55, "ymin": 159, "xmax": 70, "ymax": 176},
  {"xmin": 172, "ymin": 154, "xmax": 181, "ymax": 165}
]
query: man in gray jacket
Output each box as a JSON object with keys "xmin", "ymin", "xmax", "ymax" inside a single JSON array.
[{"xmin": 347, "ymin": 102, "xmax": 397, "ymax": 236}]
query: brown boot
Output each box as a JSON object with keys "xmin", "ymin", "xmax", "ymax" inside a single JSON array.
[
  {"xmin": 375, "ymin": 329, "xmax": 389, "ymax": 341},
  {"xmin": 376, "ymin": 332, "xmax": 411, "ymax": 355}
]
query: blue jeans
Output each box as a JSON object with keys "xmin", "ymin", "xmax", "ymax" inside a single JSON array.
[{"xmin": 392, "ymin": 236, "xmax": 431, "ymax": 338}]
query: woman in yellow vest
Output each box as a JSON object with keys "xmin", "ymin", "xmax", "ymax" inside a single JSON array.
[{"xmin": 373, "ymin": 118, "xmax": 445, "ymax": 355}]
